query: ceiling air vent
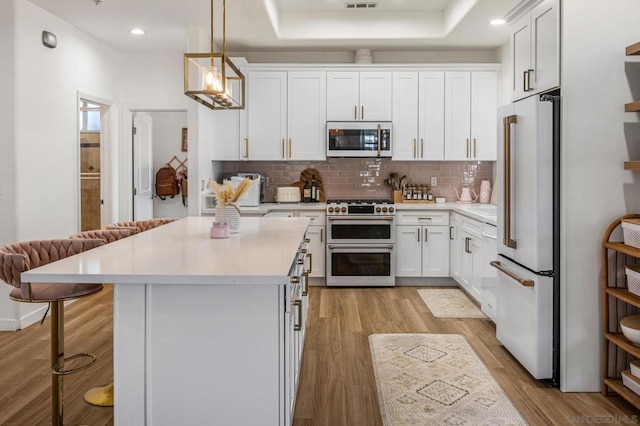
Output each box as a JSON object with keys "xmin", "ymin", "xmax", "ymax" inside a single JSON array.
[{"xmin": 346, "ymin": 3, "xmax": 378, "ymax": 9}]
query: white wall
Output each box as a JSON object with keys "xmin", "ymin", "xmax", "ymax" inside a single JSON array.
[
  {"xmin": 151, "ymin": 111, "xmax": 189, "ymax": 219},
  {"xmin": 14, "ymin": 0, "xmax": 121, "ymax": 241},
  {"xmin": 561, "ymin": 0, "xmax": 640, "ymax": 391}
]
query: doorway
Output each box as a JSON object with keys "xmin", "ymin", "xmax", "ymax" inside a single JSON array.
[{"xmin": 79, "ymin": 98, "xmax": 107, "ymax": 231}]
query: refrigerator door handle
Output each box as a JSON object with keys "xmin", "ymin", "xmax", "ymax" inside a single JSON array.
[
  {"xmin": 503, "ymin": 115, "xmax": 518, "ymax": 249},
  {"xmin": 490, "ymin": 261, "xmax": 534, "ymax": 287}
]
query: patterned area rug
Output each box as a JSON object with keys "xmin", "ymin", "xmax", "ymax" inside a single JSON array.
[
  {"xmin": 418, "ymin": 288, "xmax": 487, "ymax": 318},
  {"xmin": 369, "ymin": 334, "xmax": 527, "ymax": 426}
]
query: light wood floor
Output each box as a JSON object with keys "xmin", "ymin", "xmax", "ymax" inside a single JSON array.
[{"xmin": 0, "ymin": 285, "xmax": 636, "ymax": 425}]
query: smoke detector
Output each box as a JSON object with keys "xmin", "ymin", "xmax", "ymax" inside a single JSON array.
[{"xmin": 346, "ymin": 3, "xmax": 378, "ymax": 9}]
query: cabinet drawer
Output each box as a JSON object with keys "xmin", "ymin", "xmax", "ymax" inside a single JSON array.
[
  {"xmin": 396, "ymin": 211, "xmax": 449, "ymax": 226},
  {"xmin": 460, "ymin": 216, "xmax": 482, "ymax": 238},
  {"xmin": 298, "ymin": 211, "xmax": 326, "ymax": 225}
]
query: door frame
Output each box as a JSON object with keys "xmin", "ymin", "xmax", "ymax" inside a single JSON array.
[
  {"xmin": 77, "ymin": 91, "xmax": 114, "ymax": 231},
  {"xmin": 119, "ymin": 105, "xmax": 187, "ymax": 222}
]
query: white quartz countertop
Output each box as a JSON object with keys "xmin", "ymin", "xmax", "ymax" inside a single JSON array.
[{"xmin": 21, "ymin": 217, "xmax": 310, "ymax": 285}]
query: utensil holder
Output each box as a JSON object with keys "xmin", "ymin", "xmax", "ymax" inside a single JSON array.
[{"xmin": 393, "ymin": 190, "xmax": 403, "ymax": 203}]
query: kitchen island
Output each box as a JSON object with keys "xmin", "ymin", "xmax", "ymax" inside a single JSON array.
[{"xmin": 22, "ymin": 217, "xmax": 311, "ymax": 426}]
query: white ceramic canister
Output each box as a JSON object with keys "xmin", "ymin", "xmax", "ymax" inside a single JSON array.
[{"xmin": 479, "ymin": 180, "xmax": 492, "ymax": 204}]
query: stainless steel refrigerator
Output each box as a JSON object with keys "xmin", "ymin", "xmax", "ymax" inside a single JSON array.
[{"xmin": 494, "ymin": 90, "xmax": 560, "ymax": 386}]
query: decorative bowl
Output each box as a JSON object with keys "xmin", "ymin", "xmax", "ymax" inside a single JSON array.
[{"xmin": 620, "ymin": 315, "xmax": 640, "ymax": 345}]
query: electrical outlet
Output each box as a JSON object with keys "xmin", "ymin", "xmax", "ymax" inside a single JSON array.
[{"xmin": 431, "ymin": 176, "xmax": 438, "ymax": 187}]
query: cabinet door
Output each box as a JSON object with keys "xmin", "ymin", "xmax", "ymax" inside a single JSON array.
[
  {"xmin": 510, "ymin": 12, "xmax": 532, "ymax": 101},
  {"xmin": 396, "ymin": 226, "xmax": 422, "ymax": 277},
  {"xmin": 359, "ymin": 72, "xmax": 392, "ymax": 121},
  {"xmin": 471, "ymin": 72, "xmax": 498, "ymax": 161},
  {"xmin": 469, "ymin": 236, "xmax": 482, "ymax": 302},
  {"xmin": 288, "ymin": 72, "xmax": 327, "ymax": 161},
  {"xmin": 460, "ymin": 232, "xmax": 474, "ymax": 294},
  {"xmin": 327, "ymin": 72, "xmax": 359, "ymax": 121},
  {"xmin": 392, "ymin": 72, "xmax": 419, "ymax": 161},
  {"xmin": 449, "ymin": 214, "xmax": 461, "ymax": 281},
  {"xmin": 212, "ymin": 110, "xmax": 240, "ymax": 160},
  {"xmin": 422, "ymin": 226, "xmax": 450, "ymax": 277},
  {"xmin": 418, "ymin": 71, "xmax": 445, "ymax": 160},
  {"xmin": 444, "ymin": 72, "xmax": 471, "ymax": 160},
  {"xmin": 531, "ymin": 0, "xmax": 559, "ymax": 94},
  {"xmin": 247, "ymin": 72, "xmax": 287, "ymax": 160},
  {"xmin": 305, "ymin": 225, "xmax": 326, "ymax": 278}
]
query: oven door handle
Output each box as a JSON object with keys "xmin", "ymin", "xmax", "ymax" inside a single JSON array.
[
  {"xmin": 327, "ymin": 217, "xmax": 394, "ymax": 221},
  {"xmin": 327, "ymin": 245, "xmax": 394, "ymax": 250}
]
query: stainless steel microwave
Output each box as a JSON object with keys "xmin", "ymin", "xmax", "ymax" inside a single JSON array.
[{"xmin": 326, "ymin": 122, "xmax": 392, "ymax": 157}]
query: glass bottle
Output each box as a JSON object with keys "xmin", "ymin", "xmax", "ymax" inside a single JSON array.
[
  {"xmin": 303, "ymin": 180, "xmax": 311, "ymax": 203},
  {"xmin": 311, "ymin": 176, "xmax": 318, "ymax": 202}
]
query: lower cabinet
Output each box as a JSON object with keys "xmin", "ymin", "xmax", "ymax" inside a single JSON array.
[
  {"xmin": 396, "ymin": 211, "xmax": 450, "ymax": 277},
  {"xmin": 449, "ymin": 212, "xmax": 461, "ymax": 280},
  {"xmin": 456, "ymin": 216, "xmax": 483, "ymax": 302},
  {"xmin": 298, "ymin": 211, "xmax": 326, "ymax": 277}
]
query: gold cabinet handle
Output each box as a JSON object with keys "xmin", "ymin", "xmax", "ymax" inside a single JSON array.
[
  {"xmin": 361, "ymin": 105, "xmax": 364, "ymax": 120},
  {"xmin": 527, "ymin": 69, "xmax": 533, "ymax": 91},
  {"xmin": 291, "ymin": 276, "xmax": 300, "ymax": 284},
  {"xmin": 420, "ymin": 138, "xmax": 424, "ymax": 158},
  {"xmin": 354, "ymin": 106, "xmax": 357, "ymax": 120},
  {"xmin": 289, "ymin": 138, "xmax": 292, "ymax": 158},
  {"xmin": 413, "ymin": 139, "xmax": 417, "ymax": 158},
  {"xmin": 320, "ymin": 228, "xmax": 323, "ymax": 243},
  {"xmin": 302, "ymin": 271, "xmax": 309, "ymax": 296},
  {"xmin": 424, "ymin": 228, "xmax": 428, "ymax": 242},
  {"xmin": 503, "ymin": 115, "xmax": 517, "ymax": 249},
  {"xmin": 466, "ymin": 139, "xmax": 470, "ymax": 158},
  {"xmin": 244, "ymin": 138, "xmax": 248, "ymax": 158},
  {"xmin": 306, "ymin": 252, "xmax": 313, "ymax": 274},
  {"xmin": 473, "ymin": 138, "xmax": 477, "ymax": 158},
  {"xmin": 490, "ymin": 261, "xmax": 534, "ymax": 287},
  {"xmin": 282, "ymin": 138, "xmax": 285, "ymax": 159},
  {"xmin": 523, "ymin": 70, "xmax": 528, "ymax": 92},
  {"xmin": 377, "ymin": 124, "xmax": 381, "ymax": 157}
]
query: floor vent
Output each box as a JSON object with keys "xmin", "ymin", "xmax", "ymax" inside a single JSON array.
[{"xmin": 346, "ymin": 3, "xmax": 378, "ymax": 9}]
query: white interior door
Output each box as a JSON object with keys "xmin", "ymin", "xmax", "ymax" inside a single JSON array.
[{"xmin": 133, "ymin": 112, "xmax": 153, "ymax": 220}]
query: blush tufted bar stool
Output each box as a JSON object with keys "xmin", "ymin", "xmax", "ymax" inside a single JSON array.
[
  {"xmin": 0, "ymin": 238, "xmax": 106, "ymax": 426},
  {"xmin": 107, "ymin": 218, "xmax": 176, "ymax": 233}
]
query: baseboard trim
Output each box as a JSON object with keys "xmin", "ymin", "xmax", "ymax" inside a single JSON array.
[
  {"xmin": 0, "ymin": 305, "xmax": 48, "ymax": 331},
  {"xmin": 395, "ymin": 277, "xmax": 458, "ymax": 287}
]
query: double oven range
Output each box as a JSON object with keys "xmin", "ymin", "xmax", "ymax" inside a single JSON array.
[{"xmin": 325, "ymin": 199, "xmax": 396, "ymax": 287}]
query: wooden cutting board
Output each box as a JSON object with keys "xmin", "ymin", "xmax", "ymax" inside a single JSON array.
[{"xmin": 292, "ymin": 168, "xmax": 325, "ymax": 202}]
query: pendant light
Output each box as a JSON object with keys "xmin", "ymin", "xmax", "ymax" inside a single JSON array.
[{"xmin": 183, "ymin": 0, "xmax": 245, "ymax": 110}]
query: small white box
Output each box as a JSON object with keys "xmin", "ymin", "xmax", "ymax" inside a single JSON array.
[
  {"xmin": 622, "ymin": 370, "xmax": 640, "ymax": 396},
  {"xmin": 622, "ymin": 219, "xmax": 640, "ymax": 249},
  {"xmin": 435, "ymin": 197, "xmax": 445, "ymax": 204},
  {"xmin": 626, "ymin": 265, "xmax": 640, "ymax": 296},
  {"xmin": 631, "ymin": 360, "xmax": 640, "ymax": 378}
]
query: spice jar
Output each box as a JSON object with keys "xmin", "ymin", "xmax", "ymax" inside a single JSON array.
[{"xmin": 210, "ymin": 221, "xmax": 229, "ymax": 239}]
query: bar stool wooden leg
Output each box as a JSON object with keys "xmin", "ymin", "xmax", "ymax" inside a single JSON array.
[{"xmin": 51, "ymin": 301, "xmax": 64, "ymax": 426}]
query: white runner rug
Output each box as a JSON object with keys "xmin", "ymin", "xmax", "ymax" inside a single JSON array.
[
  {"xmin": 369, "ymin": 333, "xmax": 527, "ymax": 426},
  {"xmin": 418, "ymin": 288, "xmax": 487, "ymax": 318}
]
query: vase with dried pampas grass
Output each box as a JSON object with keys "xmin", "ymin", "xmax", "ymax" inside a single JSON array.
[{"xmin": 208, "ymin": 178, "xmax": 257, "ymax": 233}]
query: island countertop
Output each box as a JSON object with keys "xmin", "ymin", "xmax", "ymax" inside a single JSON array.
[{"xmin": 21, "ymin": 216, "xmax": 310, "ymax": 286}]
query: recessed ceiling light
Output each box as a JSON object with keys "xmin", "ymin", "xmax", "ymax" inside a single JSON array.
[
  {"xmin": 490, "ymin": 19, "xmax": 506, "ymax": 26},
  {"xmin": 129, "ymin": 28, "xmax": 146, "ymax": 35}
]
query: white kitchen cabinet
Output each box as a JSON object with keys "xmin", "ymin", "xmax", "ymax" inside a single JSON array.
[
  {"xmin": 396, "ymin": 211, "xmax": 450, "ymax": 277},
  {"xmin": 327, "ymin": 71, "xmax": 392, "ymax": 121},
  {"xmin": 298, "ymin": 211, "xmax": 326, "ymax": 278},
  {"xmin": 444, "ymin": 71, "xmax": 497, "ymax": 161},
  {"xmin": 449, "ymin": 212, "xmax": 461, "ymax": 280},
  {"xmin": 480, "ymin": 223, "xmax": 498, "ymax": 321},
  {"xmin": 287, "ymin": 72, "xmax": 326, "ymax": 161},
  {"xmin": 212, "ymin": 110, "xmax": 241, "ymax": 160},
  {"xmin": 509, "ymin": 0, "xmax": 559, "ymax": 101},
  {"xmin": 458, "ymin": 216, "xmax": 482, "ymax": 302},
  {"xmin": 392, "ymin": 71, "xmax": 445, "ymax": 161},
  {"xmin": 245, "ymin": 71, "xmax": 287, "ymax": 160}
]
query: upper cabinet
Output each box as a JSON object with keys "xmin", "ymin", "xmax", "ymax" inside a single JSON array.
[
  {"xmin": 392, "ymin": 71, "xmax": 445, "ymax": 161},
  {"xmin": 242, "ymin": 71, "xmax": 327, "ymax": 161},
  {"xmin": 327, "ymin": 72, "xmax": 392, "ymax": 121},
  {"xmin": 287, "ymin": 72, "xmax": 327, "ymax": 161},
  {"xmin": 509, "ymin": 0, "xmax": 560, "ymax": 101},
  {"xmin": 444, "ymin": 71, "xmax": 497, "ymax": 161}
]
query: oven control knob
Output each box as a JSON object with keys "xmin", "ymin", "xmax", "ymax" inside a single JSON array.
[
  {"xmin": 382, "ymin": 207, "xmax": 388, "ymax": 213},
  {"xmin": 376, "ymin": 207, "xmax": 381, "ymax": 213},
  {"xmin": 341, "ymin": 207, "xmax": 347, "ymax": 213},
  {"xmin": 328, "ymin": 207, "xmax": 334, "ymax": 213},
  {"xmin": 389, "ymin": 207, "xmax": 394, "ymax": 212}
]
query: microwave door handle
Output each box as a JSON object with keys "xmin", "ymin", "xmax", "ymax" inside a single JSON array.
[
  {"xmin": 503, "ymin": 115, "xmax": 517, "ymax": 249},
  {"xmin": 377, "ymin": 124, "xmax": 381, "ymax": 157}
]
